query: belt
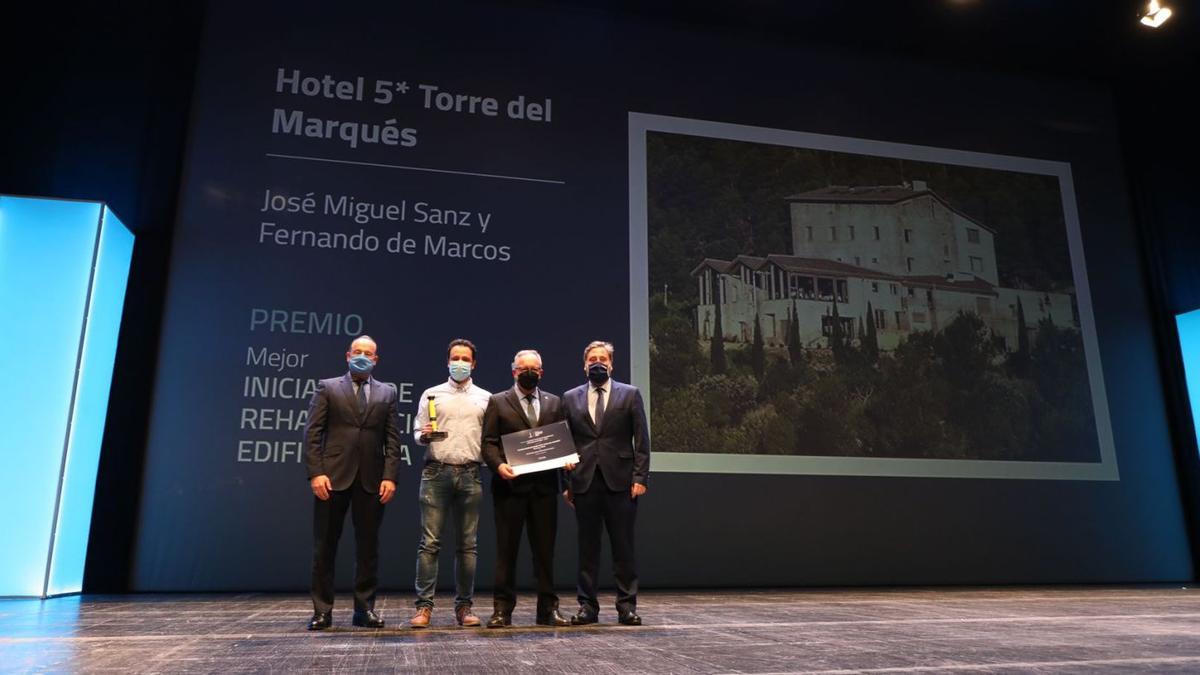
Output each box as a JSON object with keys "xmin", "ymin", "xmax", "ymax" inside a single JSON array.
[{"xmin": 425, "ymin": 459, "xmax": 480, "ymax": 468}]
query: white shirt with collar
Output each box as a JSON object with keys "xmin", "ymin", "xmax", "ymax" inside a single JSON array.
[{"xmin": 413, "ymin": 378, "xmax": 491, "ymax": 464}]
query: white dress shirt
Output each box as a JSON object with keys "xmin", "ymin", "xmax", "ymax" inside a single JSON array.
[{"xmin": 413, "ymin": 378, "xmax": 491, "ymax": 464}]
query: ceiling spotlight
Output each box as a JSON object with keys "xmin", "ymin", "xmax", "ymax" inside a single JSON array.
[{"xmin": 1140, "ymin": 0, "xmax": 1173, "ymax": 28}]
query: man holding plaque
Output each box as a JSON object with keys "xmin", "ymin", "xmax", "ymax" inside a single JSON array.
[
  {"xmin": 562, "ymin": 341, "xmax": 650, "ymax": 626},
  {"xmin": 480, "ymin": 349, "xmax": 572, "ymax": 628},
  {"xmin": 409, "ymin": 339, "xmax": 491, "ymax": 628}
]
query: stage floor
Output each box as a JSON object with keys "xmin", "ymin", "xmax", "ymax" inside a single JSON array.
[{"xmin": 3, "ymin": 587, "xmax": 1200, "ymax": 673}]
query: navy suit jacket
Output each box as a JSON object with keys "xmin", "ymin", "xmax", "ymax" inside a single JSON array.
[
  {"xmin": 481, "ymin": 388, "xmax": 564, "ymax": 495},
  {"xmin": 304, "ymin": 373, "xmax": 402, "ymax": 493},
  {"xmin": 562, "ymin": 380, "xmax": 650, "ymax": 494}
]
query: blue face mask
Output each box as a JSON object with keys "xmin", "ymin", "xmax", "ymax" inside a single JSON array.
[
  {"xmin": 448, "ymin": 360, "xmax": 472, "ymax": 382},
  {"xmin": 348, "ymin": 354, "xmax": 375, "ymax": 375}
]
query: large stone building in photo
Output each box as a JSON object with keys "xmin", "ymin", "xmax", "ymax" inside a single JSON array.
[{"xmin": 691, "ymin": 181, "xmax": 1077, "ymax": 351}]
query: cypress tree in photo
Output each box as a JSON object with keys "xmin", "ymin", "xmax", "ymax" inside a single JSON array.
[
  {"xmin": 710, "ymin": 270, "xmax": 727, "ymax": 374},
  {"xmin": 787, "ymin": 296, "xmax": 803, "ymax": 365},
  {"xmin": 752, "ymin": 311, "xmax": 765, "ymax": 378}
]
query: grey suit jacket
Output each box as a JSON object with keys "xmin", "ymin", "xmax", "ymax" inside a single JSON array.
[{"xmin": 304, "ymin": 373, "xmax": 402, "ymax": 492}]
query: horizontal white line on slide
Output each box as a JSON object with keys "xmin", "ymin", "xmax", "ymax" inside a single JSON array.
[
  {"xmin": 5, "ymin": 611, "xmax": 1200, "ymax": 643},
  {"xmin": 264, "ymin": 153, "xmax": 566, "ymax": 185}
]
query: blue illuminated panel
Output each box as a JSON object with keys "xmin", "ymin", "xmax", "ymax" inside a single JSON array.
[
  {"xmin": 47, "ymin": 206, "xmax": 134, "ymax": 596},
  {"xmin": 0, "ymin": 196, "xmax": 133, "ymax": 597},
  {"xmin": 1177, "ymin": 309, "xmax": 1200, "ymax": 456}
]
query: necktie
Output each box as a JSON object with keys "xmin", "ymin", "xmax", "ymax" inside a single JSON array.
[
  {"xmin": 594, "ymin": 387, "xmax": 605, "ymax": 429},
  {"xmin": 524, "ymin": 394, "xmax": 537, "ymax": 425},
  {"xmin": 357, "ymin": 380, "xmax": 367, "ymax": 415}
]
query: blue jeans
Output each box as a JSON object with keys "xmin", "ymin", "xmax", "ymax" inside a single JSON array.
[{"xmin": 415, "ymin": 462, "xmax": 482, "ymax": 608}]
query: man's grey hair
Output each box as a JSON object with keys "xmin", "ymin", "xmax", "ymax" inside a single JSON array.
[
  {"xmin": 582, "ymin": 341, "xmax": 614, "ymax": 361},
  {"xmin": 349, "ymin": 335, "xmax": 376, "ymax": 349},
  {"xmin": 511, "ymin": 349, "xmax": 543, "ymax": 370}
]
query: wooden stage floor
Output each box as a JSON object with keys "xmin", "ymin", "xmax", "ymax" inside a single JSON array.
[{"xmin": 3, "ymin": 587, "xmax": 1200, "ymax": 673}]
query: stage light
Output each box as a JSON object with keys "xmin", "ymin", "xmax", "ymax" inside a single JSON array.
[
  {"xmin": 0, "ymin": 196, "xmax": 133, "ymax": 597},
  {"xmin": 1140, "ymin": 1, "xmax": 1173, "ymax": 28}
]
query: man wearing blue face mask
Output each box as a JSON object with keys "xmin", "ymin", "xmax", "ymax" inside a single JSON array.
[
  {"xmin": 304, "ymin": 335, "xmax": 402, "ymax": 631},
  {"xmin": 408, "ymin": 338, "xmax": 491, "ymax": 628}
]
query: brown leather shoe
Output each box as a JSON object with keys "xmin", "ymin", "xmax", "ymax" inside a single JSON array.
[
  {"xmin": 409, "ymin": 606, "xmax": 432, "ymax": 628},
  {"xmin": 455, "ymin": 605, "xmax": 481, "ymax": 627}
]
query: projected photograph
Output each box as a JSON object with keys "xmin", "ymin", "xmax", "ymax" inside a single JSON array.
[{"xmin": 630, "ymin": 114, "xmax": 1117, "ymax": 479}]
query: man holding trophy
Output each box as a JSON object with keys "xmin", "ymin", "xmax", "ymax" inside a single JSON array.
[{"xmin": 409, "ymin": 339, "xmax": 491, "ymax": 628}]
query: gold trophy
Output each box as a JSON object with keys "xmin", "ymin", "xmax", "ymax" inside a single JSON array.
[{"xmin": 425, "ymin": 395, "xmax": 448, "ymax": 442}]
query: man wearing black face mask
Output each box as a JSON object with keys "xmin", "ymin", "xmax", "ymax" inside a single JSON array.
[
  {"xmin": 480, "ymin": 349, "xmax": 571, "ymax": 628},
  {"xmin": 561, "ymin": 340, "xmax": 650, "ymax": 626}
]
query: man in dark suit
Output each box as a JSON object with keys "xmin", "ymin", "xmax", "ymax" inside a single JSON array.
[
  {"xmin": 562, "ymin": 340, "xmax": 650, "ymax": 626},
  {"xmin": 480, "ymin": 349, "xmax": 571, "ymax": 628},
  {"xmin": 303, "ymin": 335, "xmax": 401, "ymax": 630}
]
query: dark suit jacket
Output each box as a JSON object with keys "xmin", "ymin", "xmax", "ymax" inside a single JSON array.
[
  {"xmin": 562, "ymin": 380, "xmax": 650, "ymax": 493},
  {"xmin": 481, "ymin": 387, "xmax": 564, "ymax": 495},
  {"xmin": 304, "ymin": 373, "xmax": 402, "ymax": 493}
]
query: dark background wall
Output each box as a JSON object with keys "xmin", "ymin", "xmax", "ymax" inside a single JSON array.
[{"xmin": 2, "ymin": 0, "xmax": 1198, "ymax": 592}]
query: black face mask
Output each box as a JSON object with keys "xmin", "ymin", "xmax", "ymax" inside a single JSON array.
[
  {"xmin": 517, "ymin": 370, "xmax": 540, "ymax": 390},
  {"xmin": 587, "ymin": 362, "xmax": 610, "ymax": 385}
]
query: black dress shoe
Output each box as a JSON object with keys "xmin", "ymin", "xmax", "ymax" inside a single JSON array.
[
  {"xmin": 535, "ymin": 609, "xmax": 571, "ymax": 627},
  {"xmin": 308, "ymin": 612, "xmax": 332, "ymax": 630},
  {"xmin": 352, "ymin": 610, "xmax": 385, "ymax": 628},
  {"xmin": 618, "ymin": 611, "xmax": 642, "ymax": 626},
  {"xmin": 486, "ymin": 613, "xmax": 512, "ymax": 629},
  {"xmin": 570, "ymin": 609, "xmax": 598, "ymax": 625}
]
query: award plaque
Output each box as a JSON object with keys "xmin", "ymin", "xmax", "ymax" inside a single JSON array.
[{"xmin": 501, "ymin": 420, "xmax": 580, "ymax": 475}]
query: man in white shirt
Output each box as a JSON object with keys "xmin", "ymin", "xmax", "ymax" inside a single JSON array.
[{"xmin": 409, "ymin": 339, "xmax": 491, "ymax": 628}]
